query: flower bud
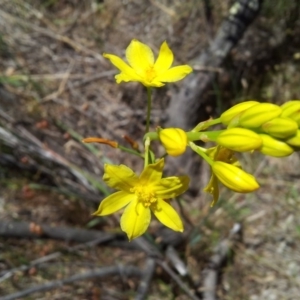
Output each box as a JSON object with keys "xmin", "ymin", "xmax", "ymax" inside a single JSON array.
[
  {"xmin": 285, "ymin": 130, "xmax": 300, "ymax": 147},
  {"xmin": 216, "ymin": 128, "xmax": 262, "ymax": 152},
  {"xmin": 239, "ymin": 103, "xmax": 282, "ymax": 128},
  {"xmin": 261, "ymin": 117, "xmax": 298, "ymax": 139},
  {"xmin": 159, "ymin": 128, "xmax": 188, "ymax": 156},
  {"xmin": 220, "ymin": 101, "xmax": 259, "ymax": 126},
  {"xmin": 212, "ymin": 161, "xmax": 259, "ymax": 193},
  {"xmin": 258, "ymin": 134, "xmax": 294, "ymax": 157},
  {"xmin": 289, "ymin": 111, "xmax": 300, "ymax": 126},
  {"xmin": 280, "ymin": 100, "xmax": 300, "ymax": 117}
]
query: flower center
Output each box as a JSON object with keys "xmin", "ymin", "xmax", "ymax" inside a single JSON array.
[
  {"xmin": 145, "ymin": 67, "xmax": 156, "ymax": 83},
  {"xmin": 131, "ymin": 185, "xmax": 157, "ymax": 207}
]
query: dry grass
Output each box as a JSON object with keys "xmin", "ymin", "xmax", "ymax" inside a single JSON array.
[{"xmin": 0, "ymin": 0, "xmax": 300, "ymax": 299}]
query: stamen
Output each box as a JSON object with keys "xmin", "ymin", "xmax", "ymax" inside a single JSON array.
[{"xmin": 132, "ymin": 185, "xmax": 157, "ymax": 207}]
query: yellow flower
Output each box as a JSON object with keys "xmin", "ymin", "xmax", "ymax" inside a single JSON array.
[
  {"xmin": 93, "ymin": 159, "xmax": 189, "ymax": 240},
  {"xmin": 103, "ymin": 39, "xmax": 193, "ymax": 87},
  {"xmin": 159, "ymin": 128, "xmax": 188, "ymax": 156}
]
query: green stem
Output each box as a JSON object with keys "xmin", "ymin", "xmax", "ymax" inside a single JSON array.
[
  {"xmin": 187, "ymin": 130, "xmax": 224, "ymax": 142},
  {"xmin": 144, "ymin": 137, "xmax": 150, "ymax": 168},
  {"xmin": 143, "ymin": 131, "xmax": 159, "ymax": 141},
  {"xmin": 145, "ymin": 87, "xmax": 152, "ymax": 133},
  {"xmin": 192, "ymin": 117, "xmax": 222, "ymax": 132},
  {"xmin": 189, "ymin": 142, "xmax": 214, "ymax": 166},
  {"xmin": 118, "ymin": 145, "xmax": 144, "ymax": 158}
]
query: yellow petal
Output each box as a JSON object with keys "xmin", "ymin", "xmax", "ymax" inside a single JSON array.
[
  {"xmin": 93, "ymin": 191, "xmax": 133, "ymax": 216},
  {"xmin": 103, "ymin": 53, "xmax": 140, "ymax": 82},
  {"xmin": 155, "ymin": 65, "xmax": 193, "ymax": 82},
  {"xmin": 126, "ymin": 39, "xmax": 154, "ymax": 75},
  {"xmin": 103, "ymin": 164, "xmax": 139, "ymax": 191},
  {"xmin": 154, "ymin": 176, "xmax": 190, "ymax": 198},
  {"xmin": 139, "ymin": 159, "xmax": 164, "ymax": 185},
  {"xmin": 144, "ymin": 79, "xmax": 165, "ymax": 87},
  {"xmin": 121, "ymin": 198, "xmax": 151, "ymax": 241},
  {"xmin": 152, "ymin": 198, "xmax": 183, "ymax": 232},
  {"xmin": 154, "ymin": 41, "xmax": 174, "ymax": 73},
  {"xmin": 203, "ymin": 173, "xmax": 219, "ymax": 207}
]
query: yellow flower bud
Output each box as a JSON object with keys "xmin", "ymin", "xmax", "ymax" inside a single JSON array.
[
  {"xmin": 280, "ymin": 100, "xmax": 300, "ymax": 117},
  {"xmin": 285, "ymin": 130, "xmax": 300, "ymax": 147},
  {"xmin": 239, "ymin": 103, "xmax": 282, "ymax": 128},
  {"xmin": 216, "ymin": 128, "xmax": 262, "ymax": 152},
  {"xmin": 258, "ymin": 134, "xmax": 294, "ymax": 157},
  {"xmin": 159, "ymin": 128, "xmax": 188, "ymax": 156},
  {"xmin": 220, "ymin": 101, "xmax": 259, "ymax": 126},
  {"xmin": 289, "ymin": 111, "xmax": 300, "ymax": 126},
  {"xmin": 212, "ymin": 161, "xmax": 259, "ymax": 193},
  {"xmin": 261, "ymin": 117, "xmax": 298, "ymax": 139}
]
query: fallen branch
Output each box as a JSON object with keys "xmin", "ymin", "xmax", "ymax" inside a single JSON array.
[
  {"xmin": 157, "ymin": 260, "xmax": 200, "ymax": 300},
  {"xmin": 167, "ymin": 0, "xmax": 263, "ymax": 129},
  {"xmin": 0, "ymin": 221, "xmax": 162, "ymax": 257},
  {"xmin": 0, "ymin": 236, "xmax": 115, "ymax": 283},
  {"xmin": 134, "ymin": 258, "xmax": 156, "ymax": 300},
  {"xmin": 0, "ymin": 221, "xmax": 115, "ymax": 243},
  {"xmin": 1, "ymin": 265, "xmax": 142, "ymax": 300},
  {"xmin": 202, "ymin": 223, "xmax": 243, "ymax": 300}
]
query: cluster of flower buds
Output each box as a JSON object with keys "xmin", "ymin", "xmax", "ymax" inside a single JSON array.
[
  {"xmin": 220, "ymin": 100, "xmax": 300, "ymax": 157},
  {"xmin": 157, "ymin": 100, "xmax": 300, "ymax": 206}
]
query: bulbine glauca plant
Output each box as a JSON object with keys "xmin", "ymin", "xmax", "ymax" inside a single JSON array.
[{"xmin": 82, "ymin": 39, "xmax": 300, "ymax": 241}]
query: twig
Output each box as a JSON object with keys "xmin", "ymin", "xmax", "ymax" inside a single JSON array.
[
  {"xmin": 157, "ymin": 260, "xmax": 200, "ymax": 300},
  {"xmin": 166, "ymin": 245, "xmax": 188, "ymax": 276},
  {"xmin": 202, "ymin": 223, "xmax": 242, "ymax": 300},
  {"xmin": 0, "ymin": 265, "xmax": 142, "ymax": 300},
  {"xmin": 0, "ymin": 221, "xmax": 163, "ymax": 256},
  {"xmin": 0, "ymin": 236, "xmax": 114, "ymax": 283},
  {"xmin": 134, "ymin": 258, "xmax": 156, "ymax": 300},
  {"xmin": 0, "ymin": 10, "xmax": 106, "ymax": 64},
  {"xmin": 0, "ymin": 221, "xmax": 116, "ymax": 243}
]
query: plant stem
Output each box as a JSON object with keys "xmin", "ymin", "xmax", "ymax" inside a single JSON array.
[
  {"xmin": 145, "ymin": 87, "xmax": 152, "ymax": 133},
  {"xmin": 189, "ymin": 142, "xmax": 214, "ymax": 166},
  {"xmin": 118, "ymin": 145, "xmax": 144, "ymax": 158}
]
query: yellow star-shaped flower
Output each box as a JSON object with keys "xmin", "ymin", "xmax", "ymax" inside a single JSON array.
[
  {"xmin": 93, "ymin": 159, "xmax": 190, "ymax": 240},
  {"xmin": 103, "ymin": 39, "xmax": 193, "ymax": 87}
]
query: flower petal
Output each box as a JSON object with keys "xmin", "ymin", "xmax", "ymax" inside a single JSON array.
[
  {"xmin": 139, "ymin": 159, "xmax": 164, "ymax": 185},
  {"xmin": 93, "ymin": 191, "xmax": 133, "ymax": 216},
  {"xmin": 121, "ymin": 198, "xmax": 151, "ymax": 241},
  {"xmin": 154, "ymin": 41, "xmax": 173, "ymax": 73},
  {"xmin": 203, "ymin": 173, "xmax": 219, "ymax": 207},
  {"xmin": 126, "ymin": 39, "xmax": 154, "ymax": 75},
  {"xmin": 154, "ymin": 176, "xmax": 190, "ymax": 198},
  {"xmin": 103, "ymin": 53, "xmax": 141, "ymax": 82},
  {"xmin": 145, "ymin": 79, "xmax": 165, "ymax": 87},
  {"xmin": 103, "ymin": 164, "xmax": 139, "ymax": 192},
  {"xmin": 155, "ymin": 65, "xmax": 193, "ymax": 82},
  {"xmin": 152, "ymin": 198, "xmax": 183, "ymax": 232}
]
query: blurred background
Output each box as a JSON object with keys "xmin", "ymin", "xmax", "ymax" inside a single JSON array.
[{"xmin": 0, "ymin": 0, "xmax": 300, "ymax": 299}]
